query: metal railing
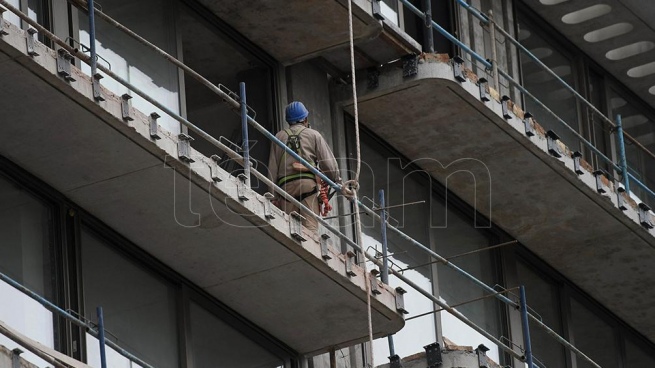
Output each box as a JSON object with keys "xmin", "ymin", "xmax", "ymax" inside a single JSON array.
[
  {"xmin": 0, "ymin": 1, "xmax": 611, "ymax": 367},
  {"xmin": 439, "ymin": 0, "xmax": 655, "ymax": 205}
]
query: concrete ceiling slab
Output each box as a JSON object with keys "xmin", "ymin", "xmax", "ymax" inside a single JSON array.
[
  {"xmin": 0, "ymin": 26, "xmax": 404, "ymax": 355},
  {"xmin": 522, "ymin": 0, "xmax": 655, "ymax": 109},
  {"xmin": 347, "ymin": 60, "xmax": 655, "ymax": 343},
  {"xmin": 195, "ymin": 0, "xmax": 381, "ymax": 64}
]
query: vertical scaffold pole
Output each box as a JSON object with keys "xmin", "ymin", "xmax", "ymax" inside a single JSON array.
[
  {"xmin": 519, "ymin": 286, "xmax": 534, "ymax": 368},
  {"xmin": 240, "ymin": 82, "xmax": 250, "ymax": 187},
  {"xmin": 616, "ymin": 114, "xmax": 630, "ymax": 194},
  {"xmin": 378, "ymin": 189, "xmax": 396, "ymax": 358},
  {"xmin": 97, "ymin": 306, "xmax": 108, "ymax": 368}
]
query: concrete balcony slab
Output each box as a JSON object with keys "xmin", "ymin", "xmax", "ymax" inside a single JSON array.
[
  {"xmin": 0, "ymin": 22, "xmax": 404, "ymax": 355},
  {"xmin": 344, "ymin": 56, "xmax": 655, "ymax": 344}
]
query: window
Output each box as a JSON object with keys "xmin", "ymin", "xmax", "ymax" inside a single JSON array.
[
  {"xmin": 356, "ymin": 133, "xmax": 436, "ymax": 364},
  {"xmin": 608, "ymin": 88, "xmax": 655, "ymax": 206},
  {"xmin": 78, "ymin": 0, "xmax": 181, "ymax": 133},
  {"xmin": 519, "ymin": 21, "xmax": 581, "ymax": 150},
  {"xmin": 570, "ymin": 298, "xmax": 619, "ymax": 368},
  {"xmin": 81, "ymin": 228, "xmax": 179, "ymax": 368},
  {"xmin": 0, "ymin": 175, "xmax": 53, "ymax": 300},
  {"xmin": 189, "ymin": 301, "xmax": 284, "ymax": 368},
  {"xmin": 516, "ymin": 260, "xmax": 565, "ymax": 368}
]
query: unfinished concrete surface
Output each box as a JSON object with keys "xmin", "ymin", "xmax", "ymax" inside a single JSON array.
[
  {"xmin": 193, "ymin": 0, "xmax": 419, "ymax": 68},
  {"xmin": 0, "ymin": 22, "xmax": 404, "ymax": 355},
  {"xmin": 344, "ymin": 57, "xmax": 655, "ymax": 344}
]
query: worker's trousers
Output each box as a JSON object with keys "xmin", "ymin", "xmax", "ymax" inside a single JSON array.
[{"xmin": 280, "ymin": 178, "xmax": 319, "ymax": 232}]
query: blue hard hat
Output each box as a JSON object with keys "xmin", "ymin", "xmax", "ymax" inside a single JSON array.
[{"xmin": 285, "ymin": 101, "xmax": 309, "ymax": 123}]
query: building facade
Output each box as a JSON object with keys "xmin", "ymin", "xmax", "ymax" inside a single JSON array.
[{"xmin": 1, "ymin": 0, "xmax": 655, "ymax": 368}]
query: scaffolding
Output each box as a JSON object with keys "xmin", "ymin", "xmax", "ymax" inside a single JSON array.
[{"xmin": 3, "ymin": 0, "xmax": 652, "ymax": 367}]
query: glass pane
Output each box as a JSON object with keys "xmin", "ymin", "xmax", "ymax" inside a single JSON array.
[
  {"xmin": 356, "ymin": 134, "xmax": 436, "ymax": 364},
  {"xmin": 178, "ymin": 2, "xmax": 272, "ymax": 186},
  {"xmin": 432, "ymin": 197, "xmax": 500, "ymax": 361},
  {"xmin": 4, "ymin": 0, "xmax": 21, "ymax": 27},
  {"xmin": 0, "ymin": 175, "xmax": 52, "ymax": 299},
  {"xmin": 570, "ymin": 298, "xmax": 619, "ymax": 368},
  {"xmin": 609, "ymin": 89, "xmax": 655, "ymax": 207},
  {"xmin": 78, "ymin": 0, "xmax": 180, "ymax": 133},
  {"xmin": 625, "ymin": 338, "xmax": 655, "ymax": 367},
  {"xmin": 519, "ymin": 22, "xmax": 580, "ymax": 150},
  {"xmin": 516, "ymin": 261, "xmax": 565, "ymax": 368},
  {"xmin": 189, "ymin": 302, "xmax": 284, "ymax": 368},
  {"xmin": 81, "ymin": 229, "xmax": 179, "ymax": 368}
]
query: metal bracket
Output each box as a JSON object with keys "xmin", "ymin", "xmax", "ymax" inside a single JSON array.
[
  {"xmin": 26, "ymin": 28, "xmax": 39, "ymax": 56},
  {"xmin": 395, "ymin": 286, "xmax": 408, "ymax": 314},
  {"xmin": 121, "ymin": 94, "xmax": 134, "ymax": 121},
  {"xmin": 402, "ymin": 54, "xmax": 418, "ymax": 78},
  {"xmin": 263, "ymin": 192, "xmax": 275, "ymax": 220},
  {"xmin": 369, "ymin": 270, "xmax": 381, "ymax": 295},
  {"xmin": 593, "ymin": 170, "xmax": 607, "ymax": 194},
  {"xmin": 11, "ymin": 348, "xmax": 23, "ymax": 368},
  {"xmin": 178, "ymin": 133, "xmax": 195, "ymax": 163},
  {"xmin": 149, "ymin": 112, "xmax": 161, "ymax": 140},
  {"xmin": 617, "ymin": 187, "xmax": 627, "ymax": 211},
  {"xmin": 237, "ymin": 173, "xmax": 249, "ymax": 201},
  {"xmin": 0, "ymin": 7, "xmax": 9, "ymax": 36},
  {"xmin": 523, "ymin": 112, "xmax": 535, "ymax": 137},
  {"xmin": 501, "ymin": 95, "xmax": 512, "ymax": 119},
  {"xmin": 210, "ymin": 155, "xmax": 222, "ymax": 182},
  {"xmin": 546, "ymin": 130, "xmax": 562, "ymax": 158},
  {"xmin": 638, "ymin": 203, "xmax": 654, "ymax": 229},
  {"xmin": 476, "ymin": 344, "xmax": 490, "ymax": 368},
  {"xmin": 424, "ymin": 343, "xmax": 442, "ymax": 368},
  {"xmin": 453, "ymin": 56, "xmax": 466, "ymax": 82},
  {"xmin": 389, "ymin": 355, "xmax": 402, "ymax": 368},
  {"xmin": 92, "ymin": 73, "xmax": 105, "ymax": 101},
  {"xmin": 320, "ymin": 233, "xmax": 332, "ymax": 260},
  {"xmin": 289, "ymin": 212, "xmax": 306, "ymax": 241},
  {"xmin": 572, "ymin": 151, "xmax": 583, "ymax": 175},
  {"xmin": 372, "ymin": 0, "xmax": 384, "ymax": 20},
  {"xmin": 345, "ymin": 251, "xmax": 357, "ymax": 277},
  {"xmin": 367, "ymin": 67, "xmax": 380, "ymax": 89},
  {"xmin": 56, "ymin": 48, "xmax": 75, "ymax": 81},
  {"xmin": 478, "ymin": 77, "xmax": 490, "ymax": 102}
]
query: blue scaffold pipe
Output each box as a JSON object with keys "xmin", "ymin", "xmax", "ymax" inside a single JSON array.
[
  {"xmin": 240, "ymin": 82, "xmax": 250, "ymax": 186},
  {"xmin": 454, "ymin": 0, "xmax": 489, "ymax": 23},
  {"xmin": 97, "ymin": 307, "xmax": 108, "ymax": 368},
  {"xmin": 616, "ymin": 115, "xmax": 630, "ymax": 194},
  {"xmin": 378, "ymin": 189, "xmax": 390, "ymax": 284},
  {"xmin": 519, "ymin": 286, "xmax": 534, "ymax": 368},
  {"xmin": 628, "ymin": 173, "xmax": 655, "ymax": 200}
]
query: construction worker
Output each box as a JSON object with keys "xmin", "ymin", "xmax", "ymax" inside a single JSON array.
[{"xmin": 268, "ymin": 101, "xmax": 342, "ymax": 233}]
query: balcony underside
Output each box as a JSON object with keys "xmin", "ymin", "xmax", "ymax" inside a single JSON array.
[
  {"xmin": 0, "ymin": 25, "xmax": 403, "ymax": 355},
  {"xmin": 195, "ymin": 0, "xmax": 420, "ymax": 67},
  {"xmin": 346, "ymin": 59, "xmax": 655, "ymax": 344}
]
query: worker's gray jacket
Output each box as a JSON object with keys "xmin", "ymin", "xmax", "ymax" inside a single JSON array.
[{"xmin": 268, "ymin": 124, "xmax": 341, "ymax": 194}]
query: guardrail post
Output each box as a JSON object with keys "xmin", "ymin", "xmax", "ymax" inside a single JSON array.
[
  {"xmin": 615, "ymin": 114, "xmax": 630, "ymax": 194},
  {"xmin": 519, "ymin": 286, "xmax": 534, "ymax": 368},
  {"xmin": 240, "ymin": 82, "xmax": 250, "ymax": 187},
  {"xmin": 97, "ymin": 306, "xmax": 108, "ymax": 368}
]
